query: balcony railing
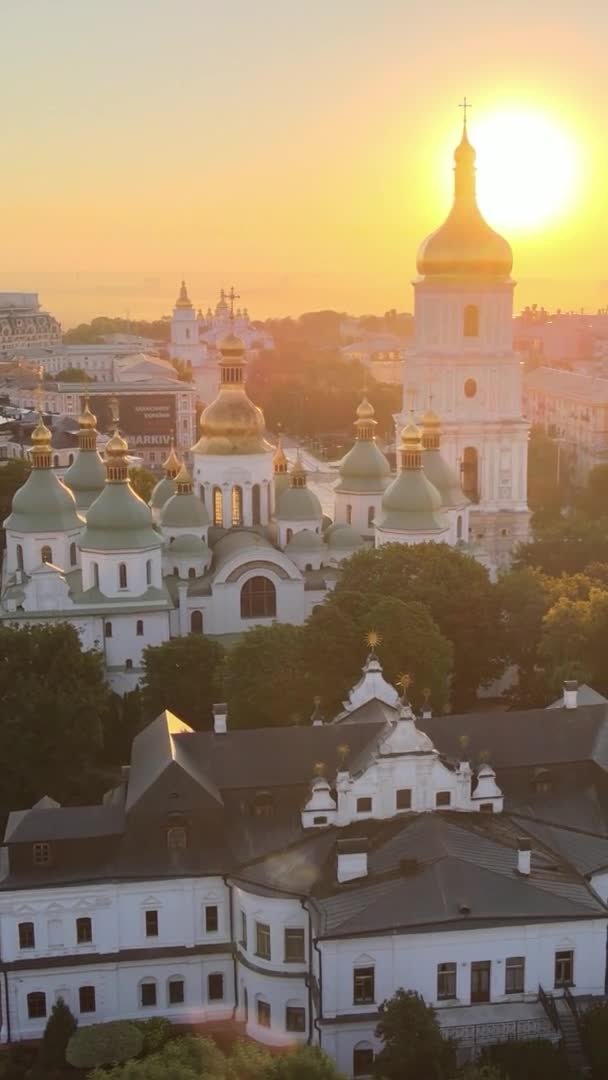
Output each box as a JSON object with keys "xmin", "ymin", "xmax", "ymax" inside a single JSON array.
[{"xmin": 441, "ymin": 1016, "xmax": 557, "ymax": 1048}]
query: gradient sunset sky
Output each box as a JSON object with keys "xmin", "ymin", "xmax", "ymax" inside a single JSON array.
[{"xmin": 2, "ymin": 0, "xmax": 607, "ymax": 325}]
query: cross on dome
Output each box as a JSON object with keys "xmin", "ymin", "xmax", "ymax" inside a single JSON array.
[{"xmin": 458, "ymin": 95, "xmax": 472, "ymax": 127}]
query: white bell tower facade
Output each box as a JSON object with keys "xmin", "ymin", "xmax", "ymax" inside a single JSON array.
[{"xmin": 401, "ymin": 114, "xmax": 529, "ymax": 567}]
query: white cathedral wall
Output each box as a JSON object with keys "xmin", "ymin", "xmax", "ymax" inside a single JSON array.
[
  {"xmin": 102, "ymin": 610, "xmax": 171, "ymax": 671},
  {"xmin": 193, "ymin": 453, "xmax": 274, "ymax": 528},
  {"xmin": 203, "ymin": 575, "xmax": 305, "ymax": 636},
  {"xmin": 375, "ymin": 525, "xmax": 450, "ymax": 548},
  {"xmin": 6, "ymin": 529, "xmax": 82, "ymax": 576},
  {"xmin": 413, "ymin": 280, "xmax": 514, "ymax": 356},
  {"xmin": 333, "ymin": 491, "xmax": 384, "ymax": 537},
  {"xmin": 80, "ymin": 546, "xmax": 162, "ymax": 597}
]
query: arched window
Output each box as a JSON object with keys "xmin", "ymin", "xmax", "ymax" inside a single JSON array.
[
  {"xmin": 457, "ymin": 515, "xmax": 463, "ymax": 540},
  {"xmin": 190, "ymin": 610, "xmax": 203, "ymax": 634},
  {"xmin": 167, "ymin": 976, "xmax": 185, "ymax": 1005},
  {"xmin": 104, "ymin": 621, "xmax": 112, "ymax": 638},
  {"xmin": 92, "ymin": 562, "xmax": 99, "ymax": 588},
  {"xmin": 140, "ymin": 979, "xmax": 157, "ymax": 1008},
  {"xmin": 146, "ymin": 559, "xmax": 152, "ymax": 586},
  {"xmin": 125, "ymin": 659, "xmax": 133, "ymax": 671},
  {"xmin": 136, "ymin": 619, "xmax": 144, "ymax": 636},
  {"xmin": 167, "ymin": 825, "xmax": 188, "ymax": 850},
  {"xmin": 213, "ymin": 486, "xmax": 223, "ymax": 527},
  {"xmin": 252, "ymin": 484, "xmax": 261, "ymax": 525},
  {"xmin": 16, "ymin": 544, "xmax": 24, "ymax": 571},
  {"xmin": 232, "ymin": 485, "xmax": 243, "ymax": 526},
  {"xmin": 241, "ymin": 576, "xmax": 276, "ymax": 619},
  {"xmin": 346, "ymin": 504, "xmax": 352, "ymax": 525},
  {"xmin": 200, "ymin": 485, "xmax": 206, "ymax": 503},
  {"xmin": 462, "ymin": 447, "xmax": 479, "ymax": 502},
  {"xmin": 53, "ymin": 454, "xmax": 59, "ymax": 468},
  {"xmin": 188, "ymin": 567, "xmax": 196, "ymax": 579},
  {"xmin": 41, "ymin": 545, "xmax": 52, "ymax": 564},
  {"xmin": 173, "ymin": 566, "xmax": 179, "ymax": 577},
  {"xmin": 463, "ymin": 304, "xmax": 479, "ymax": 337},
  {"xmin": 119, "ymin": 563, "xmax": 128, "ymax": 589},
  {"xmin": 68, "ymin": 453, "xmax": 74, "ymax": 465},
  {"xmin": 367, "ymin": 506, "xmax": 375, "ymax": 528},
  {"xmin": 251, "ymin": 790, "xmax": 275, "ymax": 817},
  {"xmin": 353, "ymin": 1042, "xmax": 374, "ymax": 1077},
  {"xmin": 70, "ymin": 542, "xmax": 77, "ymax": 566},
  {"xmin": 286, "ymin": 528, "xmax": 293, "ymax": 543}
]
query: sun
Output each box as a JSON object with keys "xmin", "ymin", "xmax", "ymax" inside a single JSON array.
[{"xmin": 468, "ymin": 107, "xmax": 580, "ymax": 232}]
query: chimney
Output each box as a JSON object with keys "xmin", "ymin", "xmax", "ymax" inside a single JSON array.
[
  {"xmin": 517, "ymin": 838, "xmax": 531, "ymax": 876},
  {"xmin": 337, "ymin": 838, "xmax": 368, "ymax": 883},
  {"xmin": 563, "ymin": 680, "xmax": 578, "ymax": 710},
  {"xmin": 213, "ymin": 703, "xmax": 227, "ymax": 734}
]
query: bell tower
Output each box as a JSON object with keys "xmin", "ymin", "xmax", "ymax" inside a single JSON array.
[{"xmin": 401, "ymin": 106, "xmax": 529, "ymax": 567}]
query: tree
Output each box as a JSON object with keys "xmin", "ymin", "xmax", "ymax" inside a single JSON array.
[
  {"xmin": 457, "ymin": 1068, "xmax": 502, "ymax": 1080},
  {"xmin": 336, "ymin": 544, "xmax": 504, "ymax": 708},
  {"xmin": 129, "ymin": 467, "xmax": 157, "ymax": 503},
  {"xmin": 91, "ymin": 1036, "xmax": 229, "ymax": 1080},
  {"xmin": 516, "ymin": 513, "xmax": 608, "ymax": 576},
  {"xmin": 301, "ymin": 603, "xmax": 367, "ymax": 716},
  {"xmin": 36, "ymin": 995, "xmax": 77, "ymax": 1072},
  {"xmin": 264, "ymin": 1045, "xmax": 347, "ymax": 1080},
  {"xmin": 373, "ymin": 989, "xmax": 457, "ymax": 1080},
  {"xmin": 0, "ymin": 623, "xmax": 110, "ymax": 816},
  {"xmin": 141, "ymin": 636, "xmax": 225, "ymax": 728},
  {"xmin": 583, "ymin": 463, "xmax": 608, "ymax": 518},
  {"xmin": 495, "ymin": 567, "xmax": 551, "ymax": 672},
  {"xmin": 363, "ymin": 597, "xmax": 453, "ymax": 711},
  {"xmin": 225, "ymin": 623, "xmax": 311, "ymax": 728},
  {"xmin": 226, "ymin": 1039, "xmax": 273, "ymax": 1079},
  {"xmin": 526, "ymin": 426, "xmax": 565, "ymax": 519},
  {"xmin": 479, "ymin": 1038, "xmax": 569, "ymax": 1079},
  {"xmin": 580, "ymin": 1000, "xmax": 608, "ymax": 1079},
  {"xmin": 66, "ymin": 1020, "xmax": 143, "ymax": 1068},
  {"xmin": 44, "ymin": 366, "xmax": 92, "ymax": 382}
]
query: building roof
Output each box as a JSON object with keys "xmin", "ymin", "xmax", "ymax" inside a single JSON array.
[
  {"xmin": 80, "ymin": 482, "xmax": 161, "ymax": 552},
  {"xmin": 63, "ymin": 448, "xmax": 107, "ymax": 510},
  {"xmin": 276, "ymin": 485, "xmax": 323, "ymax": 522},
  {"xmin": 161, "ymin": 490, "xmax": 210, "ymax": 529},
  {"xmin": 4, "ymin": 469, "xmax": 83, "ymax": 534},
  {"xmin": 524, "ymin": 367, "xmax": 608, "ymax": 405},
  {"xmin": 149, "ymin": 475, "xmax": 176, "ymax": 510}
]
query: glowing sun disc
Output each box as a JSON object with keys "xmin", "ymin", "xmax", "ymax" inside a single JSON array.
[{"xmin": 470, "ymin": 108, "xmax": 579, "ymax": 232}]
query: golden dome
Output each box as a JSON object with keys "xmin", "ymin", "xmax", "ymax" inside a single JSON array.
[
  {"xmin": 272, "ymin": 436, "xmax": 288, "ymax": 472},
  {"xmin": 193, "ymin": 390, "xmax": 267, "ymax": 455},
  {"xmin": 218, "ymin": 332, "xmax": 246, "ymax": 357},
  {"xmin": 417, "ymin": 125, "xmax": 512, "ymax": 279},
  {"xmin": 31, "ymin": 415, "xmax": 52, "ymax": 445},
  {"xmin": 163, "ymin": 445, "xmax": 181, "ymax": 475},
  {"xmin": 421, "ymin": 408, "xmax": 440, "ymax": 429},
  {"xmin": 175, "ymin": 279, "xmax": 192, "ymax": 309},
  {"xmin": 175, "ymin": 462, "xmax": 191, "ymax": 486},
  {"xmin": 78, "ymin": 396, "xmax": 97, "ymax": 430},
  {"xmin": 400, "ymin": 421, "xmax": 422, "ymax": 448},
  {"xmin": 105, "ymin": 429, "xmax": 129, "ymax": 456},
  {"xmin": 356, "ymin": 396, "xmax": 375, "ymax": 420}
]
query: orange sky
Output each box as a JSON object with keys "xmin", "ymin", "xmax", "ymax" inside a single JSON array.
[{"xmin": 1, "ymin": 0, "xmax": 607, "ymax": 325}]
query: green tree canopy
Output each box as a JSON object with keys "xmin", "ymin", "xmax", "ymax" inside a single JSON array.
[
  {"xmin": 580, "ymin": 999, "xmax": 608, "ymax": 1079},
  {"xmin": 141, "ymin": 636, "xmax": 225, "ymax": 728},
  {"xmin": 363, "ymin": 597, "xmax": 453, "ymax": 711},
  {"xmin": 479, "ymin": 1038, "xmax": 570, "ymax": 1080},
  {"xmin": 36, "ymin": 995, "xmax": 77, "ymax": 1072},
  {"xmin": 129, "ymin": 466, "xmax": 157, "ymax": 503},
  {"xmin": 301, "ymin": 603, "xmax": 367, "ymax": 716},
  {"xmin": 0, "ymin": 623, "xmax": 110, "ymax": 815},
  {"xmin": 264, "ymin": 1045, "xmax": 347, "ymax": 1080},
  {"xmin": 225, "ymin": 623, "xmax": 311, "ymax": 728},
  {"xmin": 373, "ymin": 988, "xmax": 457, "ymax": 1080},
  {"xmin": 66, "ymin": 1020, "xmax": 143, "ymax": 1069}
]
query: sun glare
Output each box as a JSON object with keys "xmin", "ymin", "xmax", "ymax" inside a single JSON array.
[{"xmin": 469, "ymin": 108, "xmax": 580, "ymax": 232}]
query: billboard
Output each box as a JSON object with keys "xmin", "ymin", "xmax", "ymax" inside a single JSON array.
[{"xmin": 89, "ymin": 393, "xmax": 176, "ymax": 447}]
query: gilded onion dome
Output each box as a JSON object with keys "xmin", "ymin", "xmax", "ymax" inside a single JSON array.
[
  {"xmin": 150, "ymin": 444, "xmax": 181, "ymax": 510},
  {"xmin": 80, "ymin": 426, "xmax": 160, "ymax": 552},
  {"xmin": 378, "ymin": 422, "xmax": 447, "ymax": 533},
  {"xmin": 175, "ymin": 279, "xmax": 193, "ymax": 309},
  {"xmin": 417, "ymin": 123, "xmax": 513, "ymax": 279},
  {"xmin": 5, "ymin": 415, "xmax": 82, "ymax": 534},
  {"xmin": 336, "ymin": 397, "xmax": 391, "ymax": 493},
  {"xmin": 63, "ymin": 395, "xmax": 106, "ymax": 512},
  {"xmin": 421, "ymin": 409, "xmax": 468, "ymax": 508},
  {"xmin": 191, "ymin": 333, "xmax": 270, "ymax": 455}
]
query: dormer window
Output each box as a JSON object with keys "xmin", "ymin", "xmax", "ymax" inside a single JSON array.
[
  {"xmin": 33, "ymin": 842, "xmax": 51, "ymax": 866},
  {"xmin": 532, "ymin": 768, "xmax": 553, "ymax": 795},
  {"xmin": 167, "ymin": 825, "xmax": 187, "ymax": 850},
  {"xmin": 252, "ymin": 791, "xmax": 275, "ymax": 817},
  {"xmin": 356, "ymin": 797, "xmax": 372, "ymax": 814}
]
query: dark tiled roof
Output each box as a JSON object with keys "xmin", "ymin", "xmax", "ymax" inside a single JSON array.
[{"xmin": 6, "ymin": 805, "xmax": 124, "ymax": 843}]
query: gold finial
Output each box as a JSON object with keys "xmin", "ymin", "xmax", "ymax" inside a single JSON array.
[
  {"xmin": 163, "ymin": 444, "xmax": 181, "ymax": 476},
  {"xmin": 459, "ymin": 95, "xmax": 472, "ymax": 128},
  {"xmin": 397, "ymin": 673, "xmax": 412, "ymax": 692},
  {"xmin": 109, "ymin": 395, "xmax": 120, "ymax": 427},
  {"xmin": 34, "ymin": 384, "xmax": 43, "ymax": 413},
  {"xmin": 226, "ymin": 285, "xmax": 240, "ymax": 324},
  {"xmin": 272, "ymin": 434, "xmax": 288, "ymax": 473},
  {"xmin": 337, "ymin": 743, "xmax": 350, "ymax": 768},
  {"xmin": 366, "ymin": 630, "xmax": 381, "ymax": 651},
  {"xmin": 422, "ymin": 687, "xmax": 431, "ymax": 703},
  {"xmin": 314, "ymin": 761, "xmax": 325, "ymax": 777}
]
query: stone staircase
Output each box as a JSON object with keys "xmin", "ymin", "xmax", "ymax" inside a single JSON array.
[{"xmin": 555, "ymin": 996, "xmax": 588, "ymax": 1075}]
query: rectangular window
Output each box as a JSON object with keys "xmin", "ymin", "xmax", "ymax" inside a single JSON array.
[
  {"xmin": 255, "ymin": 922, "xmax": 271, "ymax": 960},
  {"xmin": 436, "ymin": 791, "xmax": 451, "ymax": 807},
  {"xmin": 205, "ymin": 905, "xmax": 218, "ymax": 933},
  {"xmin": 208, "ymin": 973, "xmax": 224, "ymax": 1001},
  {"xmin": 437, "ymin": 962, "xmax": 457, "ymax": 1000},
  {"xmin": 396, "ymin": 789, "xmax": 412, "ymax": 810},
  {"xmin": 145, "ymin": 910, "xmax": 158, "ymax": 938},
  {"xmin": 286, "ymin": 1005, "xmax": 306, "ymax": 1032},
  {"xmin": 27, "ymin": 992, "xmax": 46, "ymax": 1019},
  {"xmin": 353, "ymin": 1047, "xmax": 374, "ymax": 1076},
  {"xmin": 79, "ymin": 986, "xmax": 96, "ymax": 1013},
  {"xmin": 555, "ymin": 950, "xmax": 574, "ymax": 987},
  {"xmin": 168, "ymin": 979, "xmax": 184, "ymax": 1005},
  {"xmin": 284, "ymin": 928, "xmax": 305, "ymax": 963},
  {"xmin": 356, "ymin": 797, "xmax": 372, "ymax": 813},
  {"xmin": 241, "ymin": 911, "xmax": 247, "ymax": 949},
  {"xmin": 19, "ymin": 922, "xmax": 35, "ymax": 949},
  {"xmin": 505, "ymin": 956, "xmax": 525, "ymax": 994},
  {"xmin": 33, "ymin": 842, "xmax": 50, "ymax": 865},
  {"xmin": 257, "ymin": 999, "xmax": 271, "ymax": 1028},
  {"xmin": 140, "ymin": 982, "xmax": 157, "ymax": 1007},
  {"xmin": 76, "ymin": 917, "xmax": 92, "ymax": 944},
  {"xmin": 353, "ymin": 967, "xmax": 375, "ymax": 1005},
  {"xmin": 471, "ymin": 960, "xmax": 491, "ymax": 1003}
]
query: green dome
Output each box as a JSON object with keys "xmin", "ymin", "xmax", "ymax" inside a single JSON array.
[
  {"xmin": 336, "ymin": 440, "xmax": 391, "ymax": 493},
  {"xmin": 161, "ymin": 491, "xmax": 210, "ymax": 529},
  {"xmin": 327, "ymin": 524, "xmax": 364, "ymax": 549},
  {"xmin": 5, "ymin": 471, "xmax": 83, "ymax": 533},
  {"xmin": 63, "ymin": 450, "xmax": 106, "ymax": 511},
  {"xmin": 276, "ymin": 485, "xmax": 322, "ymax": 522},
  {"xmin": 166, "ymin": 533, "xmax": 210, "ymax": 557},
  {"xmin": 424, "ymin": 449, "xmax": 467, "ymax": 507},
  {"xmin": 80, "ymin": 484, "xmax": 161, "ymax": 551},
  {"xmin": 378, "ymin": 470, "xmax": 447, "ymax": 533},
  {"xmin": 285, "ymin": 528, "xmax": 324, "ymax": 552},
  {"xmin": 150, "ymin": 476, "xmax": 177, "ymax": 509}
]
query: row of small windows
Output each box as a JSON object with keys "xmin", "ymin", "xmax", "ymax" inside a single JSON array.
[
  {"xmin": 345, "ymin": 506, "xmax": 375, "ymax": 528},
  {"xmin": 252, "ymin": 998, "xmax": 305, "ymax": 1033},
  {"xmin": 19, "ymin": 906, "xmax": 220, "ymax": 952},
  {"xmin": 52, "ymin": 454, "xmax": 74, "ymax": 467},
  {"xmin": 144, "ymin": 905, "xmax": 219, "ymax": 938},
  {"xmin": 19, "ymin": 917, "xmax": 92, "ymax": 950},
  {"xmin": 352, "ymin": 951, "xmax": 574, "ymax": 1006},
  {"xmin": 212, "ymin": 485, "xmax": 262, "ymax": 527},
  {"xmin": 27, "ymin": 974, "xmax": 225, "ymax": 1020},
  {"xmin": 92, "ymin": 560, "xmax": 153, "ymax": 591},
  {"xmin": 28, "ymin": 986, "xmax": 95, "ymax": 1019},
  {"xmin": 355, "ymin": 790, "xmax": 452, "ymax": 814},
  {"xmin": 104, "ymin": 619, "xmax": 144, "ymax": 638},
  {"xmin": 240, "ymin": 918, "xmax": 305, "ymax": 963}
]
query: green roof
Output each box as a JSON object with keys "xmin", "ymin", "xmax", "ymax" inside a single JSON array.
[
  {"xmin": 276, "ymin": 486, "xmax": 323, "ymax": 522},
  {"xmin": 423, "ymin": 449, "xmax": 467, "ymax": 508},
  {"xmin": 63, "ymin": 450, "xmax": 107, "ymax": 510},
  {"xmin": 80, "ymin": 483, "xmax": 162, "ymax": 551},
  {"xmin": 166, "ymin": 533, "xmax": 211, "ymax": 557},
  {"xmin": 377, "ymin": 470, "xmax": 448, "ymax": 533},
  {"xmin": 335, "ymin": 440, "xmax": 391, "ymax": 493},
  {"xmin": 4, "ymin": 470, "xmax": 83, "ymax": 534},
  {"xmin": 327, "ymin": 524, "xmax": 364, "ymax": 549},
  {"xmin": 285, "ymin": 528, "xmax": 324, "ymax": 552},
  {"xmin": 161, "ymin": 491, "xmax": 210, "ymax": 529},
  {"xmin": 150, "ymin": 475, "xmax": 176, "ymax": 509},
  {"xmin": 212, "ymin": 529, "xmax": 275, "ymax": 569}
]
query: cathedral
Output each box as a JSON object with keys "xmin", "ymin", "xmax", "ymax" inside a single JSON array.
[{"xmin": 0, "ymin": 116, "xmax": 526, "ymax": 688}]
